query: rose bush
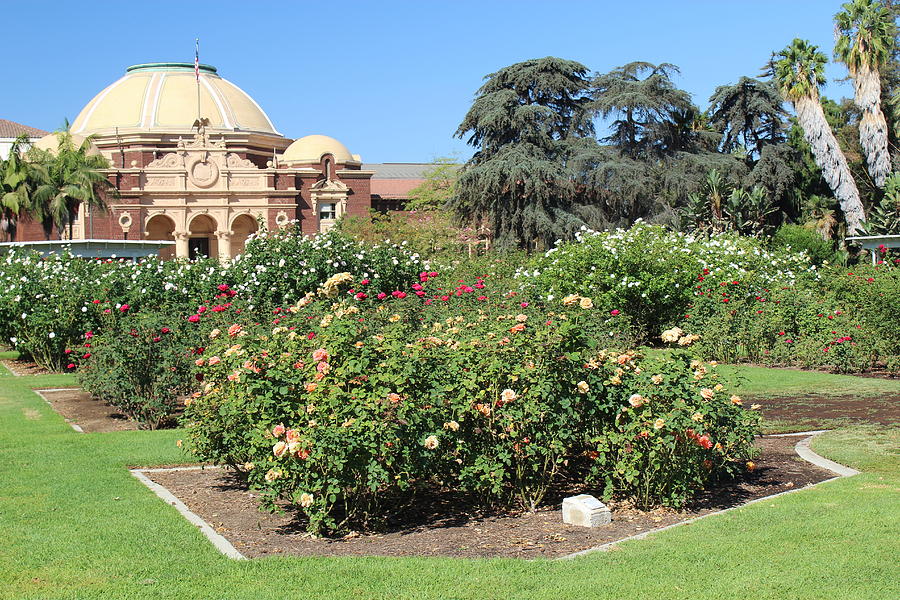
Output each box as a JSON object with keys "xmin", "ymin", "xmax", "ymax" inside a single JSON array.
[
  {"xmin": 516, "ymin": 221, "xmax": 817, "ymax": 341},
  {"xmin": 183, "ymin": 273, "xmax": 758, "ymax": 535}
]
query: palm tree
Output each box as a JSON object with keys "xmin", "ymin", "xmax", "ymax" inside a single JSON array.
[
  {"xmin": 0, "ymin": 135, "xmax": 42, "ymax": 241},
  {"xmin": 835, "ymin": 0, "xmax": 897, "ymax": 188},
  {"xmin": 30, "ymin": 129, "xmax": 114, "ymax": 240},
  {"xmin": 774, "ymin": 39, "xmax": 867, "ymax": 234}
]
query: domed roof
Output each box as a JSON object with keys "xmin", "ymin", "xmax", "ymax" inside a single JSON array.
[
  {"xmin": 71, "ymin": 63, "xmax": 280, "ymax": 136},
  {"xmin": 282, "ymin": 134, "xmax": 355, "ymax": 164},
  {"xmin": 32, "ymin": 133, "xmax": 102, "ymax": 157}
]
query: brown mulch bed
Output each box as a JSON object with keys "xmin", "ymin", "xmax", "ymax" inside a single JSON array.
[
  {"xmin": 753, "ymin": 393, "xmax": 900, "ymax": 430},
  {"xmin": 1, "ymin": 358, "xmax": 53, "ymax": 377},
  {"xmin": 145, "ymin": 436, "xmax": 834, "ymax": 560},
  {"xmin": 35, "ymin": 388, "xmax": 139, "ymax": 433}
]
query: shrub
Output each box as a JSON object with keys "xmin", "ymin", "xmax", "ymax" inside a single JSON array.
[
  {"xmin": 586, "ymin": 348, "xmax": 760, "ymax": 509},
  {"xmin": 74, "ymin": 311, "xmax": 195, "ymax": 429},
  {"xmin": 771, "ymin": 224, "xmax": 837, "ymax": 266},
  {"xmin": 517, "ymin": 222, "xmax": 816, "ymax": 341},
  {"xmin": 226, "ymin": 226, "xmax": 425, "ymax": 310},
  {"xmin": 183, "ymin": 273, "xmax": 758, "ymax": 535}
]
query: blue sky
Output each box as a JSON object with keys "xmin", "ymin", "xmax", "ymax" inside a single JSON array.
[{"xmin": 6, "ymin": 0, "xmax": 855, "ymax": 163}]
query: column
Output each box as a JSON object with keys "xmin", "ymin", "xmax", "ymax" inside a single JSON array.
[
  {"xmin": 174, "ymin": 232, "xmax": 189, "ymax": 259},
  {"xmin": 216, "ymin": 231, "xmax": 232, "ymax": 262}
]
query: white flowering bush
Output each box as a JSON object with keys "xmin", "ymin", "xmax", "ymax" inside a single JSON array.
[
  {"xmin": 516, "ymin": 221, "xmax": 817, "ymax": 340},
  {"xmin": 225, "ymin": 226, "xmax": 426, "ymax": 310},
  {"xmin": 0, "ymin": 230, "xmax": 424, "ymax": 370}
]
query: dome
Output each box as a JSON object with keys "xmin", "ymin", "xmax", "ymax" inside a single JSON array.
[
  {"xmin": 282, "ymin": 134, "xmax": 356, "ymax": 164},
  {"xmin": 71, "ymin": 63, "xmax": 280, "ymax": 136},
  {"xmin": 32, "ymin": 133, "xmax": 102, "ymax": 157}
]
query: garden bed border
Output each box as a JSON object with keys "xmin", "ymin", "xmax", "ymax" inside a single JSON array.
[{"xmin": 129, "ymin": 431, "xmax": 858, "ymax": 562}]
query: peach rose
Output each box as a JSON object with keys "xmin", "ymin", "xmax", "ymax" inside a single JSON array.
[
  {"xmin": 227, "ymin": 324, "xmax": 242, "ymax": 337},
  {"xmin": 423, "ymin": 435, "xmax": 439, "ymax": 450},
  {"xmin": 577, "ymin": 381, "xmax": 589, "ymax": 394},
  {"xmin": 700, "ymin": 388, "xmax": 715, "ymax": 400},
  {"xmin": 500, "ymin": 389, "xmax": 517, "ymax": 403},
  {"xmin": 272, "ymin": 424, "xmax": 286, "ymax": 437},
  {"xmin": 628, "ymin": 394, "xmax": 645, "ymax": 408},
  {"xmin": 653, "ymin": 418, "xmax": 665, "ymax": 430},
  {"xmin": 299, "ymin": 492, "xmax": 314, "ymax": 508},
  {"xmin": 305, "ymin": 382, "xmax": 318, "ymax": 393},
  {"xmin": 208, "ymin": 356, "xmax": 221, "ymax": 366},
  {"xmin": 272, "ymin": 441, "xmax": 288, "ymax": 458},
  {"xmin": 312, "ymin": 348, "xmax": 330, "ymax": 362}
]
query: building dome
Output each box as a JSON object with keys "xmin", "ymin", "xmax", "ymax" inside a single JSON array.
[
  {"xmin": 71, "ymin": 63, "xmax": 280, "ymax": 136},
  {"xmin": 32, "ymin": 132, "xmax": 102, "ymax": 157},
  {"xmin": 282, "ymin": 134, "xmax": 356, "ymax": 164}
]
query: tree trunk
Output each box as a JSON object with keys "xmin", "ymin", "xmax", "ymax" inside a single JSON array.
[
  {"xmin": 794, "ymin": 96, "xmax": 867, "ymax": 235},
  {"xmin": 852, "ymin": 64, "xmax": 892, "ymax": 189}
]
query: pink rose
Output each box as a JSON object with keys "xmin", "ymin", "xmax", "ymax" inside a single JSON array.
[
  {"xmin": 188, "ymin": 314, "xmax": 200, "ymax": 323},
  {"xmin": 272, "ymin": 424, "xmax": 286, "ymax": 437}
]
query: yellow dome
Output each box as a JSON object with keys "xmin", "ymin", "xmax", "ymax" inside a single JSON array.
[
  {"xmin": 282, "ymin": 134, "xmax": 355, "ymax": 164},
  {"xmin": 32, "ymin": 133, "xmax": 102, "ymax": 157},
  {"xmin": 71, "ymin": 63, "xmax": 279, "ymax": 136}
]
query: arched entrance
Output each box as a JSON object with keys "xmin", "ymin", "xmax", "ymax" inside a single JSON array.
[
  {"xmin": 188, "ymin": 214, "xmax": 218, "ymax": 260},
  {"xmin": 230, "ymin": 214, "xmax": 258, "ymax": 257},
  {"xmin": 145, "ymin": 214, "xmax": 176, "ymax": 260}
]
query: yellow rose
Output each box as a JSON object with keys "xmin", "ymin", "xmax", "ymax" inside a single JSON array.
[
  {"xmin": 578, "ymin": 297, "xmax": 594, "ymax": 309},
  {"xmin": 577, "ymin": 381, "xmax": 590, "ymax": 394}
]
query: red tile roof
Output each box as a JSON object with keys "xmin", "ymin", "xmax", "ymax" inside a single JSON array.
[{"xmin": 0, "ymin": 119, "xmax": 48, "ymax": 139}]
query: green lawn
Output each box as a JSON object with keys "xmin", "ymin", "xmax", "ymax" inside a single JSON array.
[{"xmin": 1, "ymin": 362, "xmax": 898, "ymax": 599}]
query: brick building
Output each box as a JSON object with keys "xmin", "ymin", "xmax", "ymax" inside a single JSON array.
[{"xmin": 15, "ymin": 62, "xmax": 426, "ymax": 259}]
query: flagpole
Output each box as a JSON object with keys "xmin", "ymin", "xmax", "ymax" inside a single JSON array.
[{"xmin": 195, "ymin": 38, "xmax": 201, "ymax": 123}]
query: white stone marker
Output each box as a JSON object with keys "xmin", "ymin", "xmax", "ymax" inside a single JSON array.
[{"xmin": 562, "ymin": 494, "xmax": 611, "ymax": 527}]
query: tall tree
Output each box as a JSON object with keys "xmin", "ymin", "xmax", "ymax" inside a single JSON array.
[
  {"xmin": 707, "ymin": 77, "xmax": 788, "ymax": 160},
  {"xmin": 30, "ymin": 129, "xmax": 114, "ymax": 240},
  {"xmin": 452, "ymin": 57, "xmax": 596, "ymax": 249},
  {"xmin": 835, "ymin": 0, "xmax": 897, "ymax": 188},
  {"xmin": 591, "ymin": 62, "xmax": 699, "ymax": 158},
  {"xmin": 773, "ymin": 39, "xmax": 867, "ymax": 234}
]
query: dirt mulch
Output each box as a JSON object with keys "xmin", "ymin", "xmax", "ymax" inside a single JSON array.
[
  {"xmin": 754, "ymin": 393, "xmax": 900, "ymax": 431},
  {"xmin": 1, "ymin": 358, "xmax": 53, "ymax": 377},
  {"xmin": 36, "ymin": 388, "xmax": 139, "ymax": 433},
  {"xmin": 146, "ymin": 436, "xmax": 833, "ymax": 560}
]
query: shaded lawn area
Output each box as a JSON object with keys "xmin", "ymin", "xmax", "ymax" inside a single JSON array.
[{"xmin": 0, "ymin": 364, "xmax": 898, "ymax": 599}]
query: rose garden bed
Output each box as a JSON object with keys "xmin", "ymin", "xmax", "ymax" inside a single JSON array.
[{"xmin": 144, "ymin": 435, "xmax": 833, "ymax": 559}]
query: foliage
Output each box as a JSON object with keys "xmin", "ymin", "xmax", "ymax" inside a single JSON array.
[
  {"xmin": 834, "ymin": 0, "xmax": 897, "ymax": 187},
  {"xmin": 517, "ymin": 222, "xmax": 816, "ymax": 341},
  {"xmin": 226, "ymin": 227, "xmax": 425, "ymax": 309},
  {"xmin": 451, "ymin": 57, "xmax": 597, "ymax": 250},
  {"xmin": 73, "ymin": 311, "xmax": 195, "ymax": 429},
  {"xmin": 865, "ymin": 171, "xmax": 900, "ymax": 233},
  {"xmin": 684, "ymin": 170, "xmax": 777, "ymax": 236},
  {"xmin": 771, "ymin": 224, "xmax": 838, "ymax": 266},
  {"xmin": 28, "ymin": 129, "xmax": 116, "ymax": 240},
  {"xmin": 589, "ymin": 349, "xmax": 760, "ymax": 509},
  {"xmin": 183, "ymin": 270, "xmax": 755, "ymax": 534},
  {"xmin": 404, "ymin": 158, "xmax": 459, "ymax": 211},
  {"xmin": 680, "ymin": 260, "xmax": 900, "ymax": 373},
  {"xmin": 338, "ymin": 209, "xmax": 481, "ymax": 258},
  {"xmin": 707, "ymin": 77, "xmax": 787, "ymax": 160},
  {"xmin": 774, "ymin": 39, "xmax": 867, "ymax": 234},
  {"xmin": 0, "ymin": 135, "xmax": 40, "ymax": 242}
]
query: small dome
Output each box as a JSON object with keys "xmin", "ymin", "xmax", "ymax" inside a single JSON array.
[
  {"xmin": 32, "ymin": 133, "xmax": 102, "ymax": 157},
  {"xmin": 71, "ymin": 63, "xmax": 280, "ymax": 136},
  {"xmin": 282, "ymin": 134, "xmax": 355, "ymax": 164}
]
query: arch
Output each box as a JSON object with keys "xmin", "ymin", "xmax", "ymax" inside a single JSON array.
[
  {"xmin": 188, "ymin": 214, "xmax": 218, "ymax": 259},
  {"xmin": 145, "ymin": 214, "xmax": 176, "ymax": 259},
  {"xmin": 230, "ymin": 213, "xmax": 258, "ymax": 257}
]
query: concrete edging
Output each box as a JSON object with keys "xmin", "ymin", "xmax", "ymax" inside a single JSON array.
[
  {"xmin": 557, "ymin": 431, "xmax": 859, "ymax": 560},
  {"xmin": 130, "ymin": 467, "xmax": 246, "ymax": 561},
  {"xmin": 34, "ymin": 388, "xmax": 85, "ymax": 433}
]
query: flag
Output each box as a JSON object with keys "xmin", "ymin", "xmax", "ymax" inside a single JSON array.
[{"xmin": 194, "ymin": 39, "xmax": 200, "ymax": 81}]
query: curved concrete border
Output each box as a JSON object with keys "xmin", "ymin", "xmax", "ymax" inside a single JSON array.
[
  {"xmin": 558, "ymin": 431, "xmax": 859, "ymax": 560},
  {"xmin": 130, "ymin": 467, "xmax": 246, "ymax": 560}
]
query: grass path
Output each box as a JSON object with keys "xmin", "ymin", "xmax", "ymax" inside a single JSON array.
[{"xmin": 0, "ymin": 367, "xmax": 898, "ymax": 599}]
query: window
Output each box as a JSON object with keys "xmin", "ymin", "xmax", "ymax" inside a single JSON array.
[{"xmin": 319, "ymin": 203, "xmax": 337, "ymax": 220}]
